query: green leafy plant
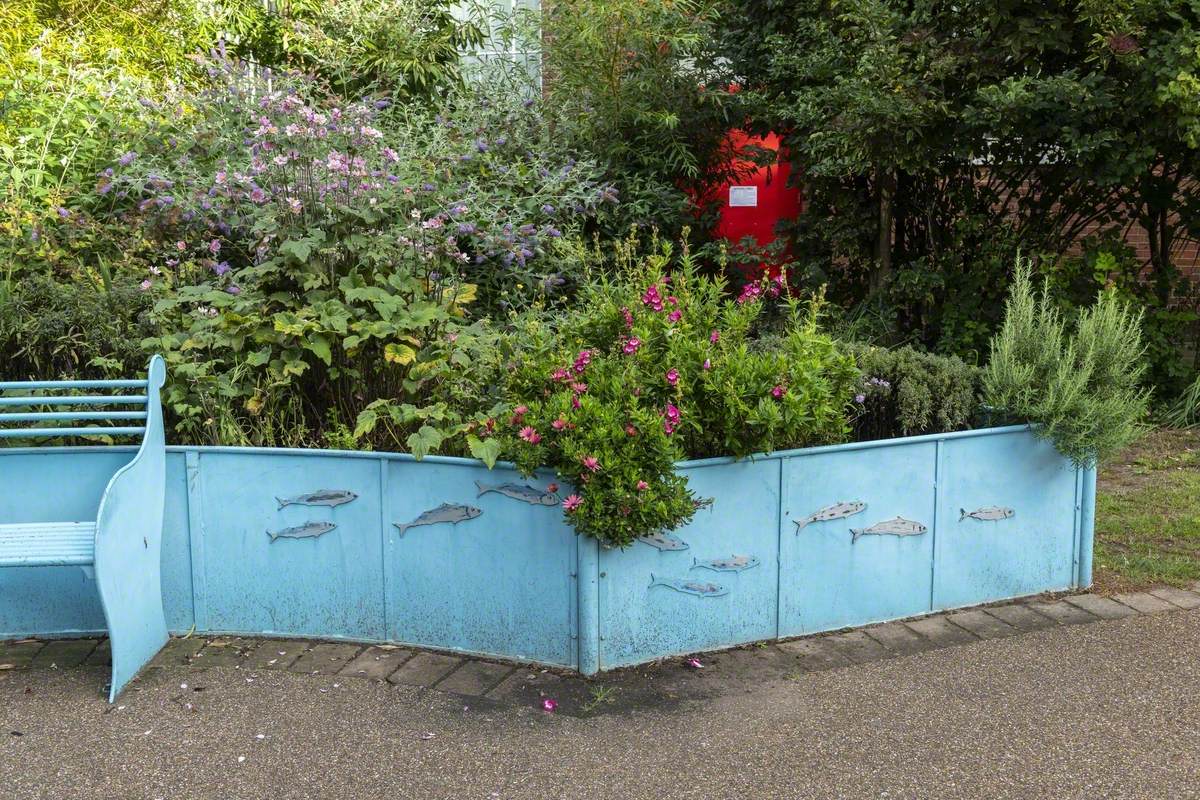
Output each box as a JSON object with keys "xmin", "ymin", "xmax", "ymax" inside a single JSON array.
[
  {"xmin": 211, "ymin": 0, "xmax": 487, "ymax": 100},
  {"xmin": 1046, "ymin": 237, "xmax": 1199, "ymax": 399},
  {"xmin": 0, "ymin": 270, "xmax": 154, "ymax": 381},
  {"xmin": 847, "ymin": 344, "xmax": 981, "ymax": 441},
  {"xmin": 1162, "ymin": 374, "xmax": 1200, "ymax": 428},
  {"xmin": 983, "ymin": 261, "xmax": 1151, "ymax": 466},
  {"xmin": 86, "ymin": 53, "xmax": 608, "ymax": 448},
  {"xmin": 498, "ymin": 238, "xmax": 859, "ymax": 546}
]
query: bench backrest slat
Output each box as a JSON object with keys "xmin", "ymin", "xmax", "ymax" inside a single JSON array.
[
  {"xmin": 0, "ymin": 426, "xmax": 146, "ymax": 439},
  {"xmin": 0, "ymin": 370, "xmax": 157, "ymax": 441},
  {"xmin": 0, "ymin": 411, "xmax": 148, "ymax": 423},
  {"xmin": 0, "ymin": 379, "xmax": 148, "ymax": 391},
  {"xmin": 0, "ymin": 394, "xmax": 149, "ymax": 407}
]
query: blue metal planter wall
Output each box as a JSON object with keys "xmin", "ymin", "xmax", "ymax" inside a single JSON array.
[{"xmin": 0, "ymin": 425, "xmax": 1094, "ymax": 674}]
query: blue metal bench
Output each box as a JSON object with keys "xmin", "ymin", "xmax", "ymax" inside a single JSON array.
[{"xmin": 0, "ymin": 356, "xmax": 168, "ymax": 701}]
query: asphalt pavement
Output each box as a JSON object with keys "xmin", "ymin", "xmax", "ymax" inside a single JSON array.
[{"xmin": 2, "ymin": 606, "xmax": 1199, "ymax": 799}]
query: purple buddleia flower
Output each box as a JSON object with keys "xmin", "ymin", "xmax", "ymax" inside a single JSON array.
[{"xmin": 118, "ymin": 151, "xmax": 137, "ymax": 167}]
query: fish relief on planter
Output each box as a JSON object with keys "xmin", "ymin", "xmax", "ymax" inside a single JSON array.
[
  {"xmin": 794, "ymin": 501, "xmax": 866, "ymax": 532},
  {"xmin": 959, "ymin": 506, "xmax": 1015, "ymax": 522},
  {"xmin": 394, "ymin": 503, "xmax": 482, "ymax": 536},
  {"xmin": 649, "ymin": 573, "xmax": 729, "ymax": 597},
  {"xmin": 475, "ymin": 480, "xmax": 558, "ymax": 507},
  {"xmin": 849, "ymin": 516, "xmax": 928, "ymax": 543},
  {"xmin": 267, "ymin": 521, "xmax": 337, "ymax": 542},
  {"xmin": 275, "ymin": 489, "xmax": 358, "ymax": 509},
  {"xmin": 691, "ymin": 554, "xmax": 760, "ymax": 573},
  {"xmin": 637, "ymin": 532, "xmax": 689, "ymax": 551}
]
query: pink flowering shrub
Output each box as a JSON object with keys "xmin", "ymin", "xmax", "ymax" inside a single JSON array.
[{"xmin": 499, "ymin": 240, "xmax": 859, "ymax": 546}]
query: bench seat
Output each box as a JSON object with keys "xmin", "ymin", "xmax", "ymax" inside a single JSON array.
[{"xmin": 0, "ymin": 522, "xmax": 97, "ymax": 568}]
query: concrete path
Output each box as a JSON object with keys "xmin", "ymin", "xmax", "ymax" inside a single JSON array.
[{"xmin": 3, "ymin": 588, "xmax": 1199, "ymax": 798}]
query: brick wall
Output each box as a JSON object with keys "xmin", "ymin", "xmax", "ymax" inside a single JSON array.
[{"xmin": 1075, "ymin": 215, "xmax": 1200, "ymax": 282}]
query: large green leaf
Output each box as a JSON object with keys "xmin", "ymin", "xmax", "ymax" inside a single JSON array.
[
  {"xmin": 406, "ymin": 425, "xmax": 445, "ymax": 460},
  {"xmin": 308, "ymin": 334, "xmax": 333, "ymax": 366},
  {"xmin": 279, "ymin": 239, "xmax": 313, "ymax": 264},
  {"xmin": 466, "ymin": 434, "xmax": 502, "ymax": 469}
]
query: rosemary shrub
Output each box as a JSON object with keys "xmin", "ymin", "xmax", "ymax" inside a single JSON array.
[{"xmin": 983, "ymin": 262, "xmax": 1150, "ymax": 467}]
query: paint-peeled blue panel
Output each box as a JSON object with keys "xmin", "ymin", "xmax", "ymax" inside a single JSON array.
[
  {"xmin": 160, "ymin": 451, "xmax": 194, "ymax": 632},
  {"xmin": 780, "ymin": 441, "xmax": 936, "ymax": 636},
  {"xmin": 0, "ymin": 450, "xmax": 132, "ymax": 637},
  {"xmin": 196, "ymin": 452, "xmax": 385, "ymax": 640},
  {"xmin": 933, "ymin": 430, "xmax": 1078, "ymax": 608},
  {"xmin": 598, "ymin": 459, "xmax": 781, "ymax": 669},
  {"xmin": 386, "ymin": 461, "xmax": 576, "ymax": 667}
]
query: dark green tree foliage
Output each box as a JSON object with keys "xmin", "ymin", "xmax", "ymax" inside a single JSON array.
[
  {"xmin": 544, "ymin": 0, "xmax": 747, "ymax": 236},
  {"xmin": 719, "ymin": 0, "xmax": 1200, "ymax": 381}
]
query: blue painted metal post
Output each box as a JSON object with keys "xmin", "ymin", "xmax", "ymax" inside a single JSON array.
[
  {"xmin": 1077, "ymin": 465, "xmax": 1097, "ymax": 588},
  {"xmin": 184, "ymin": 450, "xmax": 207, "ymax": 631},
  {"xmin": 576, "ymin": 537, "xmax": 601, "ymax": 674}
]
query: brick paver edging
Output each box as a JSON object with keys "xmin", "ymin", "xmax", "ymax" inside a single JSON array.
[{"xmin": 4, "ymin": 585, "xmax": 1198, "ymax": 715}]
